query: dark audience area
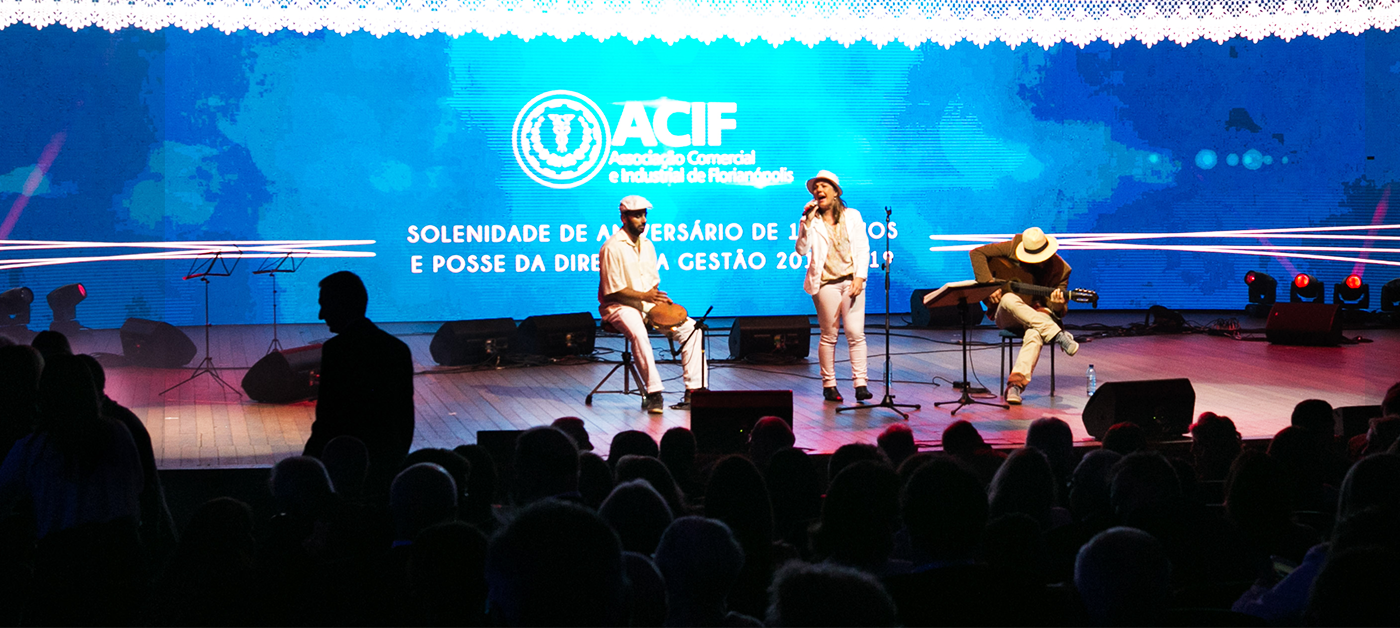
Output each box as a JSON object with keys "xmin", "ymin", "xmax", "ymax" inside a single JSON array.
[{"xmin": 0, "ymin": 334, "xmax": 1397, "ymax": 626}]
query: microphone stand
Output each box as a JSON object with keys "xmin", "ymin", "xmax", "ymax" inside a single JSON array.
[
  {"xmin": 669, "ymin": 305, "xmax": 712, "ymax": 410},
  {"xmin": 838, "ymin": 206, "xmax": 920, "ymax": 420}
]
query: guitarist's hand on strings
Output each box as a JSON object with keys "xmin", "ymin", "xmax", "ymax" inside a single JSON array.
[{"xmin": 1049, "ymin": 289, "xmax": 1066, "ymax": 307}]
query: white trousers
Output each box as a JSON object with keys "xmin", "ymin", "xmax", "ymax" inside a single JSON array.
[
  {"xmin": 601, "ymin": 303, "xmax": 705, "ymax": 394},
  {"xmin": 812, "ymin": 279, "xmax": 867, "ymax": 388},
  {"xmin": 993, "ymin": 293, "xmax": 1062, "ymax": 385}
]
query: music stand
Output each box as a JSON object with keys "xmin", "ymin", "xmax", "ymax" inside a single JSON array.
[
  {"xmin": 161, "ymin": 250, "xmax": 242, "ymax": 397},
  {"xmin": 839, "ymin": 206, "xmax": 920, "ymax": 420},
  {"xmin": 253, "ymin": 252, "xmax": 304, "ymax": 354},
  {"xmin": 926, "ymin": 280, "xmax": 1007, "ymax": 414}
]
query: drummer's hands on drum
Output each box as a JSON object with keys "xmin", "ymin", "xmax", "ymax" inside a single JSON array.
[{"xmin": 643, "ymin": 287, "xmax": 671, "ymax": 304}]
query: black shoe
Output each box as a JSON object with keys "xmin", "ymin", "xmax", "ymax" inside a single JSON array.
[
  {"xmin": 823, "ymin": 387, "xmax": 844, "ymax": 402},
  {"xmin": 855, "ymin": 386, "xmax": 873, "ymax": 401},
  {"xmin": 645, "ymin": 392, "xmax": 665, "ymax": 414},
  {"xmin": 670, "ymin": 388, "xmax": 703, "ymax": 410}
]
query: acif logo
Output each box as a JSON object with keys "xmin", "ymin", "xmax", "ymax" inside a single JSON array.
[{"xmin": 513, "ymin": 90, "xmax": 612, "ymax": 189}]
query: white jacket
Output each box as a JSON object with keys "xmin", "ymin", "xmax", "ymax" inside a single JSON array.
[{"xmin": 794, "ymin": 206, "xmax": 870, "ymax": 296}]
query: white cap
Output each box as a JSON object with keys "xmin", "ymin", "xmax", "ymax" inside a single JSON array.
[{"xmin": 619, "ymin": 195, "xmax": 652, "ymax": 211}]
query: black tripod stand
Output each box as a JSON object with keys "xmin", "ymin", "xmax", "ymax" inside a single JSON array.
[
  {"xmin": 838, "ymin": 206, "xmax": 920, "ymax": 420},
  {"xmin": 927, "ymin": 281, "xmax": 1007, "ymax": 414},
  {"xmin": 253, "ymin": 252, "xmax": 304, "ymax": 355},
  {"xmin": 162, "ymin": 251, "xmax": 243, "ymax": 397}
]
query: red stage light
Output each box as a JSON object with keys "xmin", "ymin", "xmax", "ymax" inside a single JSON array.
[
  {"xmin": 1346, "ymin": 275, "xmax": 1362, "ymax": 290},
  {"xmin": 1294, "ymin": 274, "xmax": 1310, "ymax": 289},
  {"xmin": 77, "ymin": 283, "xmax": 85, "ymax": 297},
  {"xmin": 1245, "ymin": 272, "xmax": 1256, "ymax": 284}
]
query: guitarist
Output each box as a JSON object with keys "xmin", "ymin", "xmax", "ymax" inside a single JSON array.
[{"xmin": 969, "ymin": 227, "xmax": 1079, "ymax": 405}]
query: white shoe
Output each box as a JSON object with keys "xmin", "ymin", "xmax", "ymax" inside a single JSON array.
[
  {"xmin": 1005, "ymin": 384, "xmax": 1024, "ymax": 405},
  {"xmin": 1056, "ymin": 331, "xmax": 1079, "ymax": 357}
]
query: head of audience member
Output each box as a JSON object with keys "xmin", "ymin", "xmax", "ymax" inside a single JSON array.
[
  {"xmin": 72, "ymin": 353, "xmax": 108, "ymax": 398},
  {"xmin": 1223, "ymin": 449, "xmax": 1293, "ymax": 539},
  {"xmin": 608, "ymin": 430, "xmax": 659, "ymax": 467},
  {"xmin": 1290, "ymin": 398, "xmax": 1335, "ymax": 435},
  {"xmin": 941, "ymin": 420, "xmax": 989, "ymax": 457},
  {"xmin": 409, "ymin": 521, "xmax": 489, "ymax": 627},
  {"xmin": 176, "ymin": 497, "xmax": 256, "ymax": 570},
  {"xmin": 1305, "ymin": 546, "xmax": 1400, "ymax": 627},
  {"xmin": 828, "ymin": 443, "xmax": 891, "ymax": 483},
  {"xmin": 0, "ymin": 344, "xmax": 43, "ymax": 425},
  {"xmin": 621, "ymin": 552, "xmax": 668, "ymax": 627},
  {"xmin": 659, "ymin": 426, "xmax": 698, "ymax": 485},
  {"xmin": 36, "ymin": 354, "xmax": 105, "ymax": 470},
  {"xmin": 1068, "ymin": 450, "xmax": 1122, "ymax": 524},
  {"xmin": 988, "ymin": 447, "xmax": 1059, "ymax": 530},
  {"xmin": 654, "ymin": 517, "xmax": 747, "ymax": 627},
  {"xmin": 983, "ymin": 513, "xmax": 1048, "ymax": 583},
  {"xmin": 403, "ymin": 448, "xmax": 471, "ymax": 507},
  {"xmin": 814, "ymin": 461, "xmax": 901, "ymax": 572},
  {"xmin": 1025, "ymin": 417, "xmax": 1075, "ymax": 493},
  {"xmin": 1189, "ymin": 412, "xmax": 1242, "ymax": 482},
  {"xmin": 30, "ymin": 330, "xmax": 72, "ymax": 364},
  {"xmin": 748, "ymin": 416, "xmax": 795, "ymax": 470},
  {"xmin": 766, "ymin": 447, "xmax": 824, "ymax": 544},
  {"xmin": 1363, "ymin": 416, "xmax": 1400, "ymax": 457},
  {"xmin": 550, "ymin": 416, "xmax": 593, "ymax": 451},
  {"xmin": 704, "ymin": 455, "xmax": 775, "ymax": 564},
  {"xmin": 512, "ymin": 426, "xmax": 580, "ymax": 506},
  {"xmin": 577, "ymin": 451, "xmax": 615, "ymax": 510},
  {"xmin": 1335, "ymin": 453, "xmax": 1400, "ymax": 529},
  {"xmin": 598, "ymin": 479, "xmax": 674, "ymax": 555},
  {"xmin": 269, "ymin": 456, "xmax": 337, "ymax": 519},
  {"xmin": 1268, "ymin": 425, "xmax": 1324, "ymax": 482},
  {"xmin": 391, "ymin": 462, "xmax": 459, "ymax": 543},
  {"xmin": 615, "ymin": 454, "xmax": 688, "ymax": 517},
  {"xmin": 895, "ymin": 452, "xmax": 937, "ymax": 484},
  {"xmin": 1109, "ymin": 451, "xmax": 1182, "ymax": 528},
  {"xmin": 876, "ymin": 424, "xmax": 918, "ymax": 471},
  {"xmin": 453, "ymin": 444, "xmax": 500, "ymax": 522},
  {"xmin": 486, "ymin": 499, "xmax": 627, "ymax": 626},
  {"xmin": 1074, "ymin": 527, "xmax": 1171, "ymax": 626},
  {"xmin": 766, "ymin": 561, "xmax": 898, "ymax": 627},
  {"xmin": 1383, "ymin": 381, "xmax": 1400, "ymax": 417},
  {"xmin": 1101, "ymin": 421, "xmax": 1148, "ymax": 456},
  {"xmin": 321, "ymin": 435, "xmax": 370, "ymax": 501},
  {"xmin": 901, "ymin": 457, "xmax": 987, "ymax": 563},
  {"xmin": 318, "ymin": 271, "xmax": 369, "ymax": 333}
]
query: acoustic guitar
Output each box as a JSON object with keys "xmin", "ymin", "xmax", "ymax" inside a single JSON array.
[{"xmin": 984, "ymin": 256, "xmax": 1098, "ymax": 322}]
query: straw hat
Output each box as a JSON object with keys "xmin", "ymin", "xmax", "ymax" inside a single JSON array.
[{"xmin": 1015, "ymin": 227, "xmax": 1059, "ymax": 264}]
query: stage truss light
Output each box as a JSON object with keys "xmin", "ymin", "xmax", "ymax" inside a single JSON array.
[
  {"xmin": 1333, "ymin": 274, "xmax": 1370, "ymax": 310},
  {"xmin": 0, "ymin": 287, "xmax": 34, "ymax": 327},
  {"xmin": 1243, "ymin": 270, "xmax": 1277, "ymax": 317},
  {"xmin": 1290, "ymin": 273, "xmax": 1325, "ymax": 303},
  {"xmin": 1381, "ymin": 278, "xmax": 1400, "ymax": 312},
  {"xmin": 46, "ymin": 283, "xmax": 86, "ymax": 334}
]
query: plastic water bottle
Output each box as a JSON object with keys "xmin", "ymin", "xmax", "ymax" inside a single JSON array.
[{"xmin": 1086, "ymin": 364, "xmax": 1097, "ymax": 397}]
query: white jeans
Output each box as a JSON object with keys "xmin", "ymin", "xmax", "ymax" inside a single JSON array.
[
  {"xmin": 601, "ymin": 303, "xmax": 705, "ymax": 394},
  {"xmin": 993, "ymin": 293, "xmax": 1062, "ymax": 385},
  {"xmin": 813, "ymin": 278, "xmax": 867, "ymax": 388}
]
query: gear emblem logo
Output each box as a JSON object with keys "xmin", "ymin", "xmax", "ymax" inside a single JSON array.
[{"xmin": 512, "ymin": 90, "xmax": 612, "ymax": 189}]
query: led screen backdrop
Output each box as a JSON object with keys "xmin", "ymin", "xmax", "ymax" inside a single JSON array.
[{"xmin": 0, "ymin": 25, "xmax": 1397, "ymax": 328}]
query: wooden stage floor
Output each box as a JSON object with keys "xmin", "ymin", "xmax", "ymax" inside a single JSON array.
[{"xmin": 56, "ymin": 312, "xmax": 1398, "ymax": 469}]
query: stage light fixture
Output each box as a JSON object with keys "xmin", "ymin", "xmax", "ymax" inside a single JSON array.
[
  {"xmin": 1290, "ymin": 274, "xmax": 1325, "ymax": 303},
  {"xmin": 46, "ymin": 283, "xmax": 86, "ymax": 334},
  {"xmin": 1333, "ymin": 274, "xmax": 1370, "ymax": 310},
  {"xmin": 1382, "ymin": 278, "xmax": 1400, "ymax": 312},
  {"xmin": 1243, "ymin": 270, "xmax": 1277, "ymax": 317},
  {"xmin": 0, "ymin": 287, "xmax": 34, "ymax": 327}
]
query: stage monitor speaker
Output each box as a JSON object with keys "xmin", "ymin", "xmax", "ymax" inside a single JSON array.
[
  {"xmin": 430, "ymin": 318, "xmax": 517, "ymax": 365},
  {"xmin": 242, "ymin": 344, "xmax": 323, "ymax": 403},
  {"xmin": 1265, "ymin": 303, "xmax": 1343, "ymax": 346},
  {"xmin": 690, "ymin": 389, "xmax": 794, "ymax": 454},
  {"xmin": 910, "ymin": 289, "xmax": 984, "ymax": 327},
  {"xmin": 512, "ymin": 312, "xmax": 596, "ymax": 357},
  {"xmin": 728, "ymin": 316, "xmax": 810, "ymax": 360},
  {"xmin": 120, "ymin": 318, "xmax": 197, "ymax": 368},
  {"xmin": 476, "ymin": 429, "xmax": 524, "ymax": 504},
  {"xmin": 1082, "ymin": 378, "xmax": 1195, "ymax": 440}
]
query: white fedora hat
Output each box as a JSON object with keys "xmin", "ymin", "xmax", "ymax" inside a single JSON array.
[
  {"xmin": 805, "ymin": 170, "xmax": 842, "ymax": 196},
  {"xmin": 1015, "ymin": 227, "xmax": 1059, "ymax": 264}
]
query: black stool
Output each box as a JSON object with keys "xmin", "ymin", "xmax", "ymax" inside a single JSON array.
[
  {"xmin": 585, "ymin": 319, "xmax": 646, "ymax": 407},
  {"xmin": 999, "ymin": 328, "xmax": 1056, "ymax": 396}
]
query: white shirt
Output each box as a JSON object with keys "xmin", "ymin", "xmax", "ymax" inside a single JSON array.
[
  {"xmin": 795, "ymin": 206, "xmax": 870, "ymax": 296},
  {"xmin": 598, "ymin": 227, "xmax": 660, "ymax": 315}
]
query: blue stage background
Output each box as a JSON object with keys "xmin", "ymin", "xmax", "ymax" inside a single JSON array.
[{"xmin": 0, "ymin": 26, "xmax": 1396, "ymax": 328}]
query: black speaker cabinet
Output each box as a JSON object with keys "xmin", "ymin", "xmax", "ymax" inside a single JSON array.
[
  {"xmin": 512, "ymin": 312, "xmax": 596, "ymax": 357},
  {"xmin": 1082, "ymin": 378, "xmax": 1195, "ymax": 440},
  {"xmin": 728, "ymin": 316, "xmax": 810, "ymax": 360},
  {"xmin": 690, "ymin": 389, "xmax": 794, "ymax": 454},
  {"xmin": 1265, "ymin": 303, "xmax": 1343, "ymax": 346},
  {"xmin": 910, "ymin": 289, "xmax": 985, "ymax": 327},
  {"xmin": 430, "ymin": 318, "xmax": 517, "ymax": 365},
  {"xmin": 242, "ymin": 343, "xmax": 323, "ymax": 403},
  {"xmin": 119, "ymin": 318, "xmax": 197, "ymax": 368}
]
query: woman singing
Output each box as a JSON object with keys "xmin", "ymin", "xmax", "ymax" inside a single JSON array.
[{"xmin": 795, "ymin": 170, "xmax": 870, "ymax": 403}]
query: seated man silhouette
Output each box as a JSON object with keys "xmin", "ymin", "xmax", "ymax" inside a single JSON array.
[{"xmin": 302, "ymin": 271, "xmax": 414, "ymax": 495}]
